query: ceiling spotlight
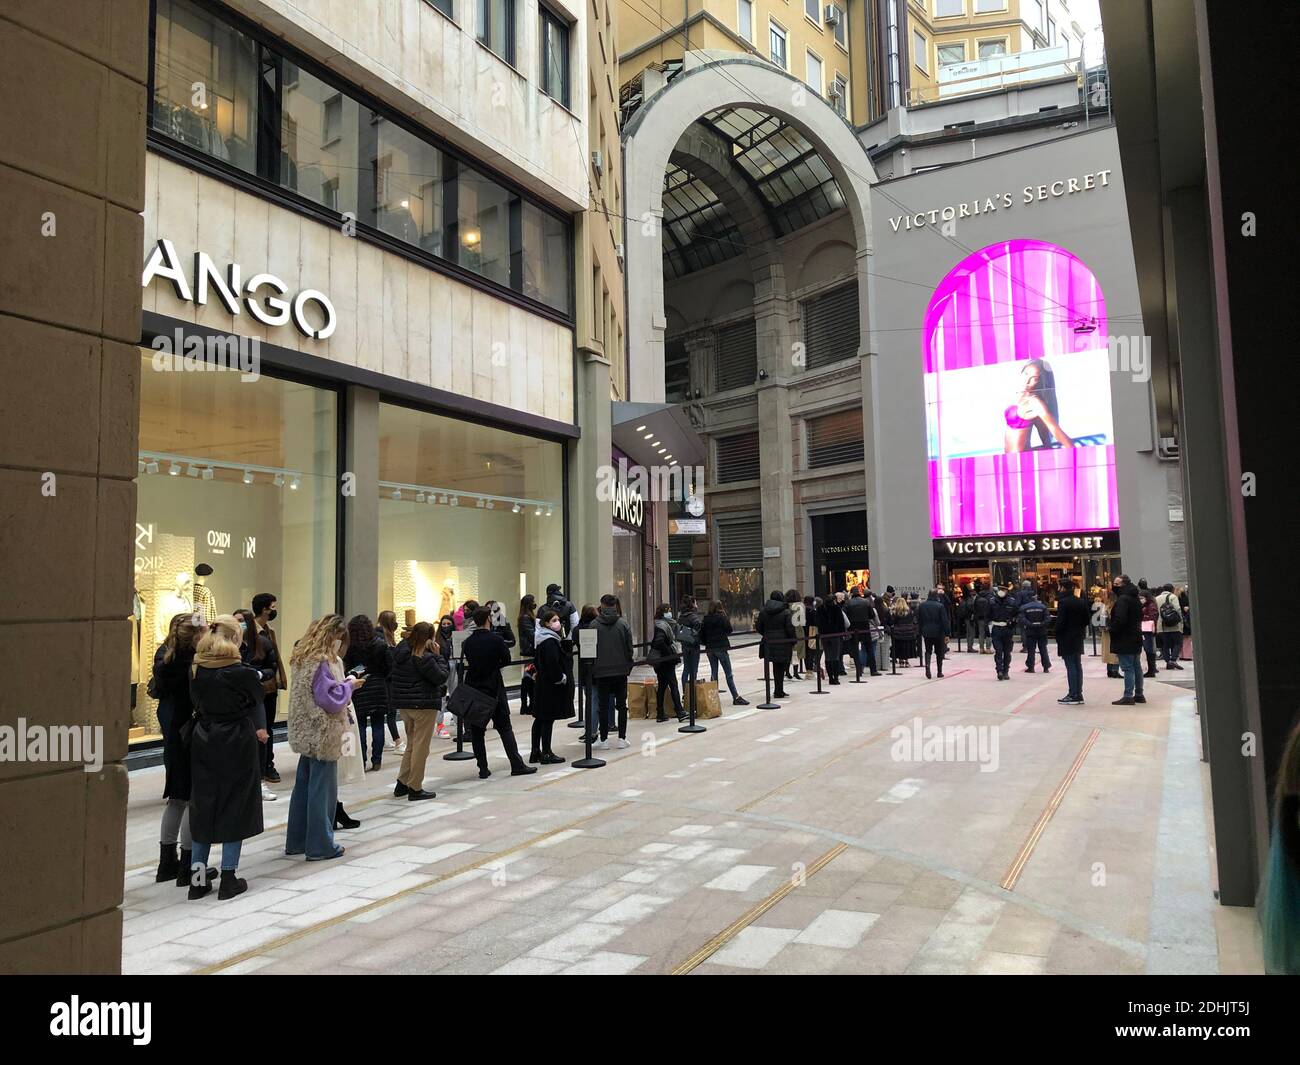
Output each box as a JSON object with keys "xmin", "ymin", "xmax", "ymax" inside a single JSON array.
[
  {"xmin": 400, "ymin": 199, "xmax": 410, "ymax": 208},
  {"xmin": 534, "ymin": 507, "xmax": 542, "ymax": 516},
  {"xmin": 242, "ymin": 469, "xmax": 254, "ymax": 484},
  {"xmin": 512, "ymin": 503, "xmax": 521, "ymax": 514},
  {"xmin": 273, "ymin": 473, "xmax": 285, "ymax": 487},
  {"xmin": 169, "ymin": 462, "xmax": 182, "ymax": 476},
  {"xmin": 449, "ymin": 496, "xmax": 459, "ymax": 506},
  {"xmin": 546, "ymin": 506, "xmax": 554, "ymax": 517},
  {"xmin": 186, "ymin": 464, "xmax": 200, "ymax": 477},
  {"xmin": 202, "ymin": 467, "xmax": 215, "ymax": 480},
  {"xmin": 438, "ymin": 494, "xmax": 447, "ymax": 504},
  {"xmin": 486, "ymin": 500, "xmax": 494, "ymax": 510},
  {"xmin": 657, "ymin": 448, "xmax": 666, "ymax": 455},
  {"xmin": 391, "ymin": 487, "xmax": 402, "ymax": 500},
  {"xmin": 288, "ymin": 474, "xmax": 299, "ymax": 489},
  {"xmin": 427, "ymin": 492, "xmax": 435, "ymax": 504},
  {"xmin": 145, "ymin": 460, "xmax": 159, "ymax": 474},
  {"xmin": 137, "ymin": 460, "xmax": 146, "ymax": 476},
  {"xmin": 665, "ymin": 454, "xmax": 673, "ymax": 461},
  {"xmin": 475, "ymin": 498, "xmax": 485, "ymax": 508},
  {"xmin": 416, "ymin": 491, "xmax": 426, "ymax": 503},
  {"xmin": 636, "ymin": 425, "xmax": 646, "ymax": 431}
]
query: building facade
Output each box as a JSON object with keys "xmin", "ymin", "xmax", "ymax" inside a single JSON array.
[{"xmin": 131, "ymin": 0, "xmax": 592, "ymax": 745}]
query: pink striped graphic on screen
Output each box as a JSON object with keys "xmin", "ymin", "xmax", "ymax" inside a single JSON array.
[{"xmin": 923, "ymin": 239, "xmax": 1120, "ymax": 538}]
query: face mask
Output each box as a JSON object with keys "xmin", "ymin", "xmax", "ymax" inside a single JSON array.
[
  {"xmin": 239, "ymin": 622, "xmax": 248, "ymax": 634},
  {"xmin": 997, "ymin": 590, "xmax": 1006, "ymax": 598},
  {"xmin": 548, "ymin": 620, "xmax": 561, "ymax": 632},
  {"xmin": 441, "ymin": 624, "xmax": 453, "ymax": 633},
  {"xmin": 664, "ymin": 612, "xmax": 673, "ymax": 620},
  {"xmin": 268, "ymin": 609, "xmax": 277, "ymax": 622}
]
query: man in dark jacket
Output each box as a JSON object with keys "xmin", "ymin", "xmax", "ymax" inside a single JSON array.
[
  {"xmin": 916, "ymin": 591, "xmax": 950, "ymax": 679},
  {"xmin": 988, "ymin": 585, "xmax": 1018, "ymax": 680},
  {"xmin": 1107, "ymin": 580, "xmax": 1145, "ymax": 705},
  {"xmin": 816, "ymin": 593, "xmax": 849, "ymax": 686},
  {"xmin": 545, "ymin": 583, "xmax": 579, "ymax": 636},
  {"xmin": 1018, "ymin": 592, "xmax": 1052, "ymax": 674},
  {"xmin": 462, "ymin": 609, "xmax": 536, "ymax": 777},
  {"xmin": 1054, "ymin": 580, "xmax": 1090, "ymax": 704},
  {"xmin": 592, "ymin": 595, "xmax": 634, "ymax": 748},
  {"xmin": 845, "ymin": 589, "xmax": 879, "ymax": 679},
  {"xmin": 756, "ymin": 591, "xmax": 796, "ymax": 697}
]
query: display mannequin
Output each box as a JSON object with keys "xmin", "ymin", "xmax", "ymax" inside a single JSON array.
[
  {"xmin": 439, "ymin": 579, "xmax": 457, "ymax": 622},
  {"xmin": 192, "ymin": 564, "xmax": 217, "ymax": 622},
  {"xmin": 157, "ymin": 573, "xmax": 194, "ymax": 641}
]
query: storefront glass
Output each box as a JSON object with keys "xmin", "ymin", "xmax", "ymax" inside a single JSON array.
[
  {"xmin": 612, "ymin": 526, "xmax": 644, "ymax": 645},
  {"xmin": 133, "ymin": 351, "xmax": 339, "ymax": 745},
  {"xmin": 376, "ymin": 404, "xmax": 564, "ymax": 684}
]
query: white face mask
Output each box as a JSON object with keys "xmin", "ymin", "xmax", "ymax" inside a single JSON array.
[{"xmin": 664, "ymin": 612, "xmax": 673, "ymax": 620}]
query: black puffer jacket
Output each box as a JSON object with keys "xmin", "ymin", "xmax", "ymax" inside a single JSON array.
[
  {"xmin": 344, "ymin": 634, "xmax": 393, "ymax": 718},
  {"xmin": 390, "ymin": 639, "xmax": 448, "ymax": 710},
  {"xmin": 755, "ymin": 596, "xmax": 796, "ymax": 665},
  {"xmin": 1108, "ymin": 584, "xmax": 1143, "ymax": 655},
  {"xmin": 518, "ymin": 615, "xmax": 536, "ymax": 658},
  {"xmin": 699, "ymin": 612, "xmax": 732, "ymax": 652}
]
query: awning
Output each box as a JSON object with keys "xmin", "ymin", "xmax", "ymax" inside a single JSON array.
[{"xmin": 611, "ymin": 401, "xmax": 707, "ymax": 473}]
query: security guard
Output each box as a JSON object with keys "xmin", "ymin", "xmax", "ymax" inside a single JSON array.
[{"xmin": 988, "ymin": 584, "xmax": 1019, "ymax": 680}]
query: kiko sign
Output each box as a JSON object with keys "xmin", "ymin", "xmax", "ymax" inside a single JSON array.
[{"xmin": 142, "ymin": 238, "xmax": 337, "ymax": 339}]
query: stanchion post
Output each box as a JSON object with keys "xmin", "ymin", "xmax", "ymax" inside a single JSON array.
[
  {"xmin": 758, "ymin": 651, "xmax": 780, "ymax": 709},
  {"xmin": 680, "ymin": 668, "xmax": 705, "ymax": 734},
  {"xmin": 572, "ymin": 637, "xmax": 604, "ymax": 768},
  {"xmin": 443, "ymin": 657, "xmax": 475, "ymax": 761},
  {"xmin": 809, "ymin": 633, "xmax": 828, "ymax": 695}
]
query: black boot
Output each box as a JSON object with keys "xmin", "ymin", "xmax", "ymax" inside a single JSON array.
[
  {"xmin": 217, "ymin": 869, "xmax": 247, "ymax": 900},
  {"xmin": 334, "ymin": 802, "xmax": 360, "ymax": 829},
  {"xmin": 155, "ymin": 843, "xmax": 180, "ymax": 883},
  {"xmin": 394, "ymin": 781, "xmax": 410, "ymax": 797},
  {"xmin": 511, "ymin": 762, "xmax": 538, "ymax": 776},
  {"xmin": 177, "ymin": 848, "xmax": 216, "ymax": 889}
]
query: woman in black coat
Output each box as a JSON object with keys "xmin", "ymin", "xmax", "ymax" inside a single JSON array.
[
  {"xmin": 755, "ymin": 591, "xmax": 796, "ymax": 698},
  {"xmin": 344, "ymin": 615, "xmax": 394, "ymax": 771},
  {"xmin": 187, "ymin": 615, "xmax": 267, "ymax": 901},
  {"xmin": 152, "ymin": 613, "xmax": 204, "ymax": 885},
  {"xmin": 647, "ymin": 603, "xmax": 686, "ymax": 723},
  {"xmin": 529, "ymin": 607, "xmax": 574, "ymax": 764},
  {"xmin": 818, "ymin": 594, "xmax": 850, "ymax": 684}
]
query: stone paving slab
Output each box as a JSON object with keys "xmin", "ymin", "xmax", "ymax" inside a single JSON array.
[{"xmin": 118, "ymin": 648, "xmax": 1260, "ymax": 975}]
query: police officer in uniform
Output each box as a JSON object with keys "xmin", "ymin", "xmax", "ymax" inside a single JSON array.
[{"xmin": 988, "ymin": 584, "xmax": 1018, "ymax": 680}]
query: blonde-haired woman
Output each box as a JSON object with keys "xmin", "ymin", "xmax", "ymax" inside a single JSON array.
[
  {"xmin": 286, "ymin": 615, "xmax": 364, "ymax": 861},
  {"xmin": 187, "ymin": 615, "xmax": 268, "ymax": 900}
]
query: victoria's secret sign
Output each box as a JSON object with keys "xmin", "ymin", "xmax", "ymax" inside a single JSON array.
[
  {"xmin": 887, "ymin": 169, "xmax": 1113, "ymax": 235},
  {"xmin": 937, "ymin": 531, "xmax": 1119, "ymax": 558}
]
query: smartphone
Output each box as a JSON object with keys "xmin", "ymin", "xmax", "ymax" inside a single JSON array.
[{"xmin": 346, "ymin": 665, "xmax": 367, "ymax": 679}]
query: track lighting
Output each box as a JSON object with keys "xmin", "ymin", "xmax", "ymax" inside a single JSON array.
[
  {"xmin": 273, "ymin": 473, "xmax": 285, "ymax": 488},
  {"xmin": 486, "ymin": 500, "xmax": 494, "ymax": 510},
  {"xmin": 137, "ymin": 460, "xmax": 146, "ymax": 476},
  {"xmin": 512, "ymin": 503, "xmax": 521, "ymax": 514},
  {"xmin": 416, "ymin": 491, "xmax": 426, "ymax": 503},
  {"xmin": 449, "ymin": 496, "xmax": 459, "ymax": 506},
  {"xmin": 169, "ymin": 462, "xmax": 182, "ymax": 476},
  {"xmin": 145, "ymin": 461, "xmax": 159, "ymax": 474},
  {"xmin": 186, "ymin": 464, "xmax": 200, "ymax": 478},
  {"xmin": 438, "ymin": 494, "xmax": 447, "ymax": 504},
  {"xmin": 391, "ymin": 487, "xmax": 402, "ymax": 500},
  {"xmin": 202, "ymin": 467, "xmax": 215, "ymax": 480},
  {"xmin": 288, "ymin": 474, "xmax": 299, "ymax": 489},
  {"xmin": 242, "ymin": 469, "xmax": 254, "ymax": 484}
]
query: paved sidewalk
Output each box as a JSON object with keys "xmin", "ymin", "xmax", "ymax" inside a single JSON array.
[{"xmin": 119, "ymin": 646, "xmax": 1262, "ymax": 975}]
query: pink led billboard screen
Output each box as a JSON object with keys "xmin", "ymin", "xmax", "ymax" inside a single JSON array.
[{"xmin": 923, "ymin": 239, "xmax": 1120, "ymax": 539}]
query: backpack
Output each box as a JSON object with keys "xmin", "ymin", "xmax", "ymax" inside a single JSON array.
[
  {"xmin": 1159, "ymin": 597, "xmax": 1181, "ymax": 625},
  {"xmin": 974, "ymin": 594, "xmax": 992, "ymax": 620},
  {"xmin": 678, "ymin": 617, "xmax": 700, "ymax": 649}
]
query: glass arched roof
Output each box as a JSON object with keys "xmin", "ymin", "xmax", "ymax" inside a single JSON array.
[{"xmin": 661, "ymin": 107, "xmax": 847, "ymax": 279}]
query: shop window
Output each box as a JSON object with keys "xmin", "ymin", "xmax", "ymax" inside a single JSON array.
[
  {"xmin": 151, "ymin": 0, "xmax": 259, "ymax": 173},
  {"xmin": 479, "ymin": 0, "xmax": 517, "ymax": 65},
  {"xmin": 716, "ymin": 431, "xmax": 761, "ymax": 483},
  {"xmin": 540, "ymin": 6, "xmax": 570, "ymax": 108},
  {"xmin": 376, "ymin": 403, "xmax": 564, "ymax": 685},
  {"xmin": 806, "ymin": 408, "xmax": 865, "ymax": 469},
  {"xmin": 371, "ymin": 116, "xmax": 447, "ymax": 256},
  {"xmin": 133, "ymin": 351, "xmax": 338, "ymax": 747},
  {"xmin": 714, "ymin": 318, "xmax": 757, "ymax": 391},
  {"xmin": 802, "ymin": 282, "xmax": 860, "ymax": 369},
  {"xmin": 717, "ymin": 520, "xmax": 764, "ymax": 632}
]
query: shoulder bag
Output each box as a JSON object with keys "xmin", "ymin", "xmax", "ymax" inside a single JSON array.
[{"xmin": 446, "ymin": 681, "xmax": 498, "ymax": 728}]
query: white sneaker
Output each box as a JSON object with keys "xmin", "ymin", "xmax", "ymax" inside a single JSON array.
[
  {"xmin": 593, "ymin": 739, "xmax": 609, "ymax": 750},
  {"xmin": 261, "ymin": 783, "xmax": 277, "ymax": 801},
  {"xmin": 616, "ymin": 738, "xmax": 630, "ymax": 750}
]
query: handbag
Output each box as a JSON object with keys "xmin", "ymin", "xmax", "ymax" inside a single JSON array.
[{"xmin": 446, "ymin": 682, "xmax": 498, "ymax": 728}]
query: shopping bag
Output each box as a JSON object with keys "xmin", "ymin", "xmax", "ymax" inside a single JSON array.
[
  {"xmin": 626, "ymin": 679, "xmax": 656, "ymax": 719},
  {"xmin": 689, "ymin": 680, "xmax": 721, "ymax": 720}
]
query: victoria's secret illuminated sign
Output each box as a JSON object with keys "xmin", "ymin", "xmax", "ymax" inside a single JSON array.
[
  {"xmin": 142, "ymin": 238, "xmax": 337, "ymax": 339},
  {"xmin": 887, "ymin": 169, "xmax": 1113, "ymax": 235},
  {"xmin": 937, "ymin": 532, "xmax": 1120, "ymax": 558}
]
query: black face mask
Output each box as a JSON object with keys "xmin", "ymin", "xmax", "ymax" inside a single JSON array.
[
  {"xmin": 440, "ymin": 624, "xmax": 453, "ymax": 634},
  {"xmin": 268, "ymin": 609, "xmax": 278, "ymax": 622}
]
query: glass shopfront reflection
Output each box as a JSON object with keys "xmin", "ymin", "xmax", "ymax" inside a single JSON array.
[{"xmin": 132, "ymin": 351, "xmax": 338, "ymax": 745}]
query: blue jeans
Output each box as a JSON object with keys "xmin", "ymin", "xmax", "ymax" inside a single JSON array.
[
  {"xmin": 707, "ymin": 650, "xmax": 740, "ymax": 699},
  {"xmin": 1061, "ymin": 653, "xmax": 1083, "ymax": 699},
  {"xmin": 359, "ymin": 711, "xmax": 386, "ymax": 767},
  {"xmin": 681, "ymin": 646, "xmax": 700, "ymax": 686},
  {"xmin": 191, "ymin": 839, "xmax": 242, "ymax": 872},
  {"xmin": 286, "ymin": 755, "xmax": 339, "ymax": 859},
  {"xmin": 1117, "ymin": 653, "xmax": 1143, "ymax": 700}
]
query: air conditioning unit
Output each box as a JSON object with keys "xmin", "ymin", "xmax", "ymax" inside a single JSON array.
[
  {"xmin": 591, "ymin": 149, "xmax": 604, "ymax": 180},
  {"xmin": 827, "ymin": 83, "xmax": 843, "ymax": 103},
  {"xmin": 824, "ymin": 4, "xmax": 842, "ymax": 27},
  {"xmin": 615, "ymin": 242, "xmax": 625, "ymax": 263}
]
